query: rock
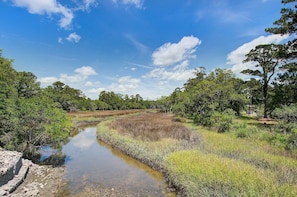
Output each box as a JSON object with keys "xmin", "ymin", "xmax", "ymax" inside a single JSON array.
[
  {"xmin": 0, "ymin": 150, "xmax": 65, "ymax": 197},
  {"xmin": 0, "ymin": 151, "xmax": 23, "ymax": 187}
]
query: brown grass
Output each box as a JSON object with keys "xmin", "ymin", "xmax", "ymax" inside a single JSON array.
[
  {"xmin": 109, "ymin": 112, "xmax": 197, "ymax": 141},
  {"xmin": 67, "ymin": 109, "xmax": 147, "ymax": 119}
]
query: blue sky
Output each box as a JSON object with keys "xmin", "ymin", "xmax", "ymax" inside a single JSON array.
[{"xmin": 0, "ymin": 0, "xmax": 289, "ymax": 99}]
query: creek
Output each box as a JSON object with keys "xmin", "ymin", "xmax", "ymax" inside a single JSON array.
[{"xmin": 56, "ymin": 126, "xmax": 175, "ymax": 196}]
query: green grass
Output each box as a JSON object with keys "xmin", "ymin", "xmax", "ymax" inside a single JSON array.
[
  {"xmin": 95, "ymin": 112, "xmax": 297, "ymax": 196},
  {"xmin": 96, "ymin": 118, "xmax": 199, "ymax": 171},
  {"xmin": 165, "ymin": 150, "xmax": 297, "ymax": 197}
]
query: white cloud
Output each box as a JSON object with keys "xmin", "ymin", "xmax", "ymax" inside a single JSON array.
[
  {"xmin": 10, "ymin": 0, "xmax": 74, "ymax": 29},
  {"xmin": 39, "ymin": 66, "xmax": 97, "ymax": 86},
  {"xmin": 66, "ymin": 32, "xmax": 81, "ymax": 43},
  {"xmin": 58, "ymin": 37, "xmax": 63, "ymax": 43},
  {"xmin": 227, "ymin": 34, "xmax": 289, "ymax": 76},
  {"xmin": 152, "ymin": 36, "xmax": 201, "ymax": 66},
  {"xmin": 75, "ymin": 66, "xmax": 97, "ymax": 76},
  {"xmin": 82, "ymin": 0, "xmax": 98, "ymax": 10},
  {"xmin": 112, "ymin": 0, "xmax": 143, "ymax": 8},
  {"xmin": 109, "ymin": 76, "xmax": 140, "ymax": 92},
  {"xmin": 60, "ymin": 73, "xmax": 86, "ymax": 83},
  {"xmin": 38, "ymin": 76, "xmax": 58, "ymax": 84},
  {"xmin": 144, "ymin": 67, "xmax": 195, "ymax": 82}
]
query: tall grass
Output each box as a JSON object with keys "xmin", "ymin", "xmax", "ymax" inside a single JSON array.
[{"xmin": 165, "ymin": 150, "xmax": 297, "ymax": 197}]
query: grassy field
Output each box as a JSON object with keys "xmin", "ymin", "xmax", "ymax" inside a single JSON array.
[{"xmin": 95, "ymin": 111, "xmax": 297, "ymax": 196}]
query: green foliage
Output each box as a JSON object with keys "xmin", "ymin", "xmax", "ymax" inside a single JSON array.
[
  {"xmin": 169, "ymin": 68, "xmax": 247, "ymax": 123},
  {"xmin": 266, "ymin": 0, "xmax": 297, "ymax": 109},
  {"xmin": 43, "ymin": 81, "xmax": 85, "ymax": 112},
  {"xmin": 241, "ymin": 44, "xmax": 287, "ymax": 118},
  {"xmin": 272, "ymin": 104, "xmax": 297, "ymax": 150},
  {"xmin": 212, "ymin": 109, "xmax": 235, "ymax": 133},
  {"xmin": 233, "ymin": 123, "xmax": 258, "ymax": 138},
  {"xmin": 98, "ymin": 91, "xmax": 149, "ymax": 110},
  {"xmin": 0, "ymin": 51, "xmax": 71, "ymax": 160}
]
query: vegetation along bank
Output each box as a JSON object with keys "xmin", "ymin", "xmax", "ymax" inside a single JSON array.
[{"xmin": 97, "ymin": 111, "xmax": 297, "ymax": 196}]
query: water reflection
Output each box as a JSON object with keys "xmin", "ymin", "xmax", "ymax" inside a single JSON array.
[{"xmin": 58, "ymin": 127, "xmax": 175, "ymax": 196}]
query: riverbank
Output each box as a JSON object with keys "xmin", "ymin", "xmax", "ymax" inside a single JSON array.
[
  {"xmin": 5, "ymin": 161, "xmax": 65, "ymax": 197},
  {"xmin": 96, "ymin": 112, "xmax": 297, "ymax": 196},
  {"xmin": 96, "ymin": 112, "xmax": 201, "ymax": 196}
]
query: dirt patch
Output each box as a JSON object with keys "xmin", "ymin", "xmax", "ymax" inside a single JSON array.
[{"xmin": 10, "ymin": 164, "xmax": 65, "ymax": 197}]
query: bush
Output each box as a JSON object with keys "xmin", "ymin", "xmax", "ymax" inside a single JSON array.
[
  {"xmin": 272, "ymin": 104, "xmax": 297, "ymax": 150},
  {"xmin": 233, "ymin": 123, "xmax": 258, "ymax": 138},
  {"xmin": 212, "ymin": 109, "xmax": 235, "ymax": 133}
]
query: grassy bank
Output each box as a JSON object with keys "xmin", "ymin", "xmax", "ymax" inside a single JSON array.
[
  {"xmin": 96, "ymin": 112, "xmax": 200, "ymax": 171},
  {"xmin": 96, "ymin": 112, "xmax": 297, "ymax": 196}
]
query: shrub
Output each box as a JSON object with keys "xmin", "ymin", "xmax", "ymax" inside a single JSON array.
[
  {"xmin": 272, "ymin": 104, "xmax": 297, "ymax": 150},
  {"xmin": 211, "ymin": 109, "xmax": 235, "ymax": 133}
]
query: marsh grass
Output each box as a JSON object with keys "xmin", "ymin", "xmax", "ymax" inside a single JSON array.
[
  {"xmin": 109, "ymin": 112, "xmax": 197, "ymax": 141},
  {"xmin": 97, "ymin": 113, "xmax": 200, "ymax": 171},
  {"xmin": 165, "ymin": 150, "xmax": 297, "ymax": 197},
  {"xmin": 96, "ymin": 112, "xmax": 297, "ymax": 196}
]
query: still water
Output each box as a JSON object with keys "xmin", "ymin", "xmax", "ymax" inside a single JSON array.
[{"xmin": 57, "ymin": 127, "xmax": 175, "ymax": 196}]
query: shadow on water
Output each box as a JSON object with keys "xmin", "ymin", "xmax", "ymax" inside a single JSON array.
[{"xmin": 56, "ymin": 126, "xmax": 176, "ymax": 197}]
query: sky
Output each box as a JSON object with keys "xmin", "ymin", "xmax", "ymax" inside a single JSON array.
[{"xmin": 0, "ymin": 0, "xmax": 290, "ymax": 100}]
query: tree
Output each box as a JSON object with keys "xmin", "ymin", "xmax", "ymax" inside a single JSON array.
[
  {"xmin": 171, "ymin": 68, "xmax": 247, "ymax": 128},
  {"xmin": 266, "ymin": 0, "xmax": 297, "ymax": 106},
  {"xmin": 17, "ymin": 72, "xmax": 40, "ymax": 98},
  {"xmin": 44, "ymin": 81, "xmax": 85, "ymax": 112},
  {"xmin": 98, "ymin": 91, "xmax": 123, "ymax": 110},
  {"xmin": 241, "ymin": 44, "xmax": 287, "ymax": 118},
  {"xmin": 0, "ymin": 50, "xmax": 71, "ymax": 160},
  {"xmin": 0, "ymin": 50, "xmax": 18, "ymax": 140}
]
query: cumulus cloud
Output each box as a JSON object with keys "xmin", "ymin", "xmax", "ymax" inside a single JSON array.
[
  {"xmin": 227, "ymin": 34, "xmax": 289, "ymax": 75},
  {"xmin": 152, "ymin": 36, "xmax": 201, "ymax": 66},
  {"xmin": 112, "ymin": 0, "xmax": 143, "ymax": 8},
  {"xmin": 75, "ymin": 66, "xmax": 97, "ymax": 76},
  {"xmin": 144, "ymin": 65, "xmax": 195, "ymax": 82},
  {"xmin": 38, "ymin": 76, "xmax": 58, "ymax": 84},
  {"xmin": 39, "ymin": 66, "xmax": 97, "ymax": 85},
  {"xmin": 66, "ymin": 32, "xmax": 81, "ymax": 43},
  {"xmin": 109, "ymin": 76, "xmax": 140, "ymax": 92},
  {"xmin": 10, "ymin": 0, "xmax": 74, "ymax": 29}
]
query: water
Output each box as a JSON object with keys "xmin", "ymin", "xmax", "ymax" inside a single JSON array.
[{"xmin": 57, "ymin": 127, "xmax": 175, "ymax": 196}]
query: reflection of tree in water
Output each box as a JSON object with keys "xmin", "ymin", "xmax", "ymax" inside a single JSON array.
[{"xmin": 40, "ymin": 152, "xmax": 66, "ymax": 167}]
